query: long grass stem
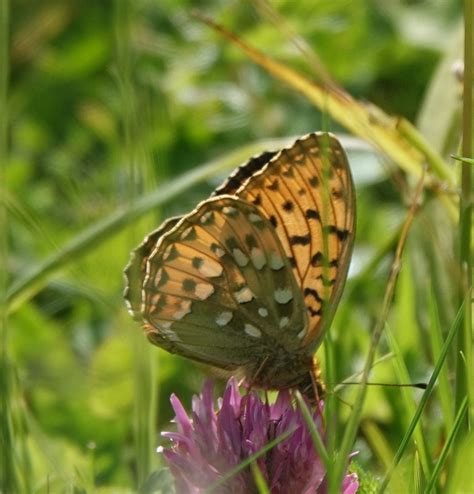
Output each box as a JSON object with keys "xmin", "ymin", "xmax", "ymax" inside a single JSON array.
[
  {"xmin": 457, "ymin": 0, "xmax": 473, "ymax": 426},
  {"xmin": 0, "ymin": 2, "xmax": 15, "ymax": 493}
]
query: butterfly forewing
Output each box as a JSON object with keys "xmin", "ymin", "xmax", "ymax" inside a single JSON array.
[
  {"xmin": 234, "ymin": 133, "xmax": 355, "ymax": 349},
  {"xmin": 139, "ymin": 196, "xmax": 307, "ymax": 370},
  {"xmin": 212, "ymin": 150, "xmax": 278, "ymax": 196}
]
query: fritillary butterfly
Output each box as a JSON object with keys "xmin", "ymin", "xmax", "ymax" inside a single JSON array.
[{"xmin": 124, "ymin": 132, "xmax": 355, "ymax": 396}]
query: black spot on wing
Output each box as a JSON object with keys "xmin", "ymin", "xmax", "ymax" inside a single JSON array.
[
  {"xmin": 305, "ymin": 209, "xmax": 320, "ymax": 221},
  {"xmin": 323, "ymin": 225, "xmax": 350, "ymax": 241},
  {"xmin": 311, "ymin": 252, "xmax": 323, "ymax": 267},
  {"xmin": 252, "ymin": 194, "xmax": 262, "ymax": 206},
  {"xmin": 192, "ymin": 257, "xmax": 203, "ymax": 269},
  {"xmin": 183, "ymin": 279, "xmax": 196, "ymax": 292},
  {"xmin": 245, "ymin": 234, "xmax": 258, "ymax": 249},
  {"xmin": 317, "ymin": 274, "xmax": 336, "ymax": 287},
  {"xmin": 304, "ymin": 287, "xmax": 323, "ymax": 303},
  {"xmin": 310, "ymin": 252, "xmax": 339, "ymax": 267},
  {"xmin": 290, "ymin": 234, "xmax": 311, "ymax": 246},
  {"xmin": 157, "ymin": 269, "xmax": 169, "ymax": 287},
  {"xmin": 308, "ymin": 306, "xmax": 322, "ymax": 317},
  {"xmin": 267, "ymin": 180, "xmax": 279, "ymax": 191}
]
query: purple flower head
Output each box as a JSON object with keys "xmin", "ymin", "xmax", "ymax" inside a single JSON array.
[{"xmin": 159, "ymin": 378, "xmax": 359, "ymax": 494}]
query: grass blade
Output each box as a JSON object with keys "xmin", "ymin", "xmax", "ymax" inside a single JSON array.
[
  {"xmin": 379, "ymin": 297, "xmax": 466, "ymax": 492},
  {"xmin": 6, "ymin": 138, "xmax": 290, "ymax": 313},
  {"xmin": 424, "ymin": 396, "xmax": 468, "ymax": 493},
  {"xmin": 458, "ymin": 0, "xmax": 473, "ymax": 426},
  {"xmin": 193, "ymin": 12, "xmax": 454, "ymax": 188},
  {"xmin": 428, "ymin": 289, "xmax": 454, "ymax": 430},
  {"xmin": 385, "ymin": 325, "xmax": 431, "ymax": 481},
  {"xmin": 361, "ymin": 421, "xmax": 394, "ymax": 471},
  {"xmin": 0, "ymin": 2, "xmax": 17, "ymax": 493}
]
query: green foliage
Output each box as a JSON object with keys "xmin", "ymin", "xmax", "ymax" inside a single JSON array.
[
  {"xmin": 2, "ymin": 1, "xmax": 471, "ymax": 493},
  {"xmin": 349, "ymin": 461, "xmax": 379, "ymax": 494}
]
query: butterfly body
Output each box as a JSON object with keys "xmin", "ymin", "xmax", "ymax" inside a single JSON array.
[{"xmin": 124, "ymin": 133, "xmax": 355, "ymax": 396}]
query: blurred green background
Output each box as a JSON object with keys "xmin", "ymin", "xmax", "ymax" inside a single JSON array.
[{"xmin": 3, "ymin": 1, "xmax": 469, "ymax": 492}]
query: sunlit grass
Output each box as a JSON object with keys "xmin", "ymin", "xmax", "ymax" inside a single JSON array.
[{"xmin": 1, "ymin": 1, "xmax": 17, "ymax": 493}]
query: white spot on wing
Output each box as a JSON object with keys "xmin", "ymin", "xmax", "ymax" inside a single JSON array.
[
  {"xmin": 269, "ymin": 251, "xmax": 284, "ymax": 270},
  {"xmin": 173, "ymin": 300, "xmax": 192, "ymax": 320},
  {"xmin": 248, "ymin": 213, "xmax": 263, "ymax": 223},
  {"xmin": 294, "ymin": 153, "xmax": 304, "ymax": 164},
  {"xmin": 211, "ymin": 244, "xmax": 226, "ymax": 258},
  {"xmin": 180, "ymin": 226, "xmax": 195, "ymax": 240},
  {"xmin": 155, "ymin": 268, "xmax": 163, "ymax": 284},
  {"xmin": 279, "ymin": 317, "xmax": 289, "ymax": 328},
  {"xmin": 234, "ymin": 286, "xmax": 254, "ymax": 303},
  {"xmin": 216, "ymin": 311, "xmax": 233, "ymax": 327},
  {"xmin": 250, "ymin": 248, "xmax": 266, "ymax": 270},
  {"xmin": 222, "ymin": 206, "xmax": 239, "ymax": 217},
  {"xmin": 258, "ymin": 307, "xmax": 268, "ymax": 317},
  {"xmin": 233, "ymin": 248, "xmax": 249, "ymax": 267},
  {"xmin": 297, "ymin": 327, "xmax": 307, "ymax": 339},
  {"xmin": 199, "ymin": 258, "xmax": 223, "ymax": 278},
  {"xmin": 163, "ymin": 244, "xmax": 175, "ymax": 261},
  {"xmin": 195, "ymin": 283, "xmax": 215, "ymax": 300},
  {"xmin": 244, "ymin": 324, "xmax": 261, "ymax": 338},
  {"xmin": 200, "ymin": 211, "xmax": 214, "ymax": 224},
  {"xmin": 274, "ymin": 287, "xmax": 293, "ymax": 304}
]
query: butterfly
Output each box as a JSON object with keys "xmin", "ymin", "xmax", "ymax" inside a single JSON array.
[{"xmin": 124, "ymin": 132, "xmax": 355, "ymax": 397}]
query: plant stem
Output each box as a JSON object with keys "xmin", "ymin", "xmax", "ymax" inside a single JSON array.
[
  {"xmin": 114, "ymin": 0, "xmax": 155, "ymax": 487},
  {"xmin": 456, "ymin": 0, "xmax": 473, "ymax": 427},
  {"xmin": 0, "ymin": 2, "xmax": 15, "ymax": 493},
  {"xmin": 397, "ymin": 118, "xmax": 454, "ymax": 184}
]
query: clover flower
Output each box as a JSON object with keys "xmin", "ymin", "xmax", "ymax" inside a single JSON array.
[{"xmin": 159, "ymin": 378, "xmax": 359, "ymax": 494}]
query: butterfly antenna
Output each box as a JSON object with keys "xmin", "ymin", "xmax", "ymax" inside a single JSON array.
[
  {"xmin": 324, "ymin": 381, "xmax": 427, "ymax": 411},
  {"xmin": 325, "ymin": 387, "xmax": 354, "ymax": 410},
  {"xmin": 338, "ymin": 381, "xmax": 428, "ymax": 390}
]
